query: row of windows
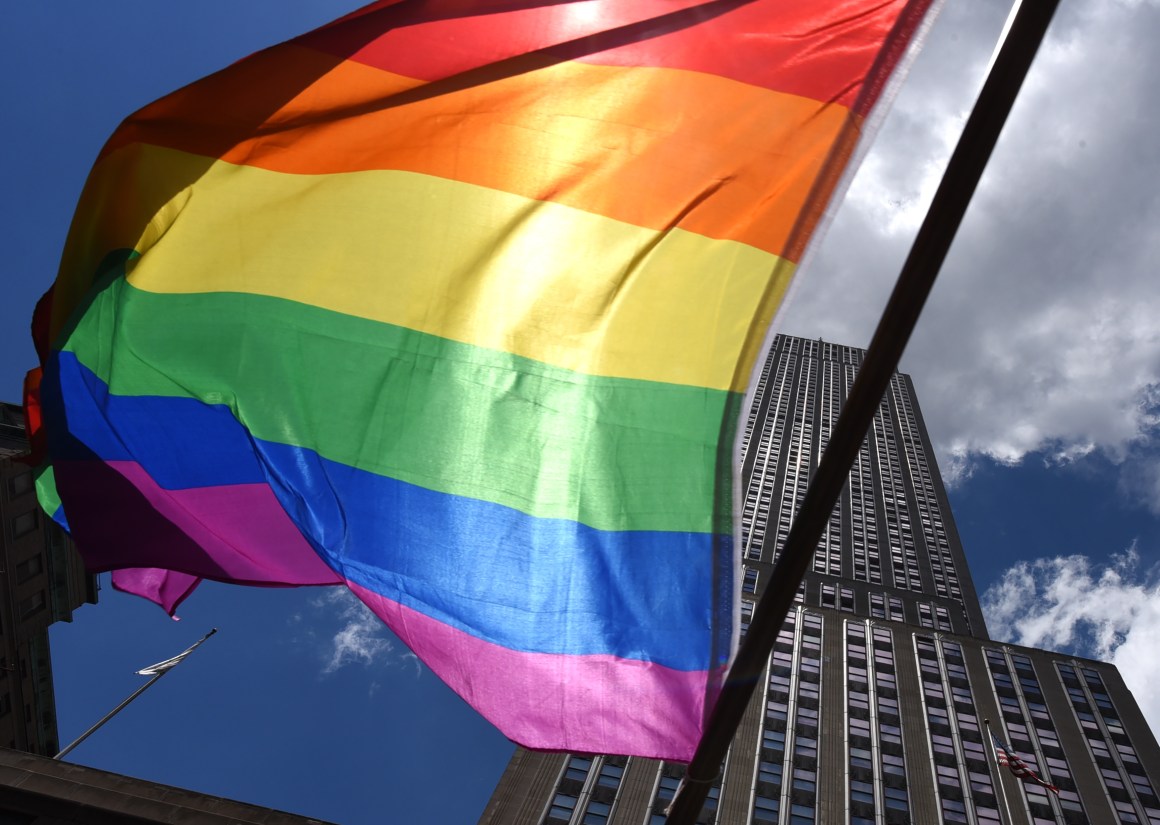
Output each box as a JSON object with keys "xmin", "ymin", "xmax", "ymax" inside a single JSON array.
[
  {"xmin": 986, "ymin": 649, "xmax": 1082, "ymax": 824},
  {"xmin": 872, "ymin": 402, "xmax": 926, "ymax": 594},
  {"xmin": 890, "ymin": 378, "xmax": 964, "ymax": 603},
  {"xmin": 770, "ymin": 354, "xmax": 817, "ymax": 567},
  {"xmin": 738, "ymin": 345, "xmax": 797, "ymax": 562},
  {"xmin": 812, "ymin": 361, "xmax": 843, "ymax": 577},
  {"xmin": 545, "ymin": 754, "xmax": 630, "ymax": 825},
  {"xmin": 1056, "ymin": 663, "xmax": 1160, "ymax": 825},
  {"xmin": 846, "ymin": 373, "xmax": 883, "ymax": 585},
  {"xmin": 846, "ymin": 621, "xmax": 910, "ymax": 824},
  {"xmin": 753, "ymin": 609, "xmax": 822, "ymax": 824},
  {"xmin": 738, "ymin": 339, "xmax": 781, "ymax": 462},
  {"xmin": 917, "ymin": 636, "xmax": 1007, "ymax": 824}
]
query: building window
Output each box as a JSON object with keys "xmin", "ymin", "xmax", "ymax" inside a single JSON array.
[
  {"xmin": 851, "ymin": 780, "xmax": 874, "ymax": 803},
  {"xmin": 763, "ymin": 729, "xmax": 786, "ymax": 752},
  {"xmin": 789, "ymin": 803, "xmax": 815, "ymax": 824},
  {"xmin": 581, "ymin": 800, "xmax": 611, "ymax": 825},
  {"xmin": 741, "ymin": 601, "xmax": 754, "ymax": 636},
  {"xmin": 564, "ymin": 756, "xmax": 591, "ymax": 781},
  {"xmin": 792, "ymin": 768, "xmax": 816, "ymax": 793},
  {"xmin": 704, "ymin": 785, "xmax": 720, "ymax": 812},
  {"xmin": 12, "ymin": 509, "xmax": 37, "ymax": 538},
  {"xmin": 547, "ymin": 793, "xmax": 578, "ymax": 823},
  {"xmin": 15, "ymin": 555, "xmax": 42, "ymax": 584},
  {"xmin": 656, "ymin": 774, "xmax": 681, "ymax": 801},
  {"xmin": 752, "ymin": 794, "xmax": 778, "ymax": 823},
  {"xmin": 596, "ymin": 763, "xmax": 623, "ymax": 788},
  {"xmin": 795, "ymin": 736, "xmax": 817, "ymax": 760},
  {"xmin": 942, "ymin": 798, "xmax": 969, "ymax": 823},
  {"xmin": 8, "ymin": 471, "xmax": 33, "ymax": 498},
  {"xmin": 758, "ymin": 759, "xmax": 782, "ymax": 786},
  {"xmin": 883, "ymin": 786, "xmax": 909, "ymax": 813},
  {"xmin": 18, "ymin": 592, "xmax": 45, "ymax": 620}
]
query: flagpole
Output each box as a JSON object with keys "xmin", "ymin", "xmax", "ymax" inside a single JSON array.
[
  {"xmin": 54, "ymin": 628, "xmax": 217, "ymax": 761},
  {"xmin": 665, "ymin": 1, "xmax": 1059, "ymax": 822},
  {"xmin": 985, "ymin": 719, "xmax": 1017, "ymax": 825}
]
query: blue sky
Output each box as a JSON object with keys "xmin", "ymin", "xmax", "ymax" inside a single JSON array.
[{"xmin": 4, "ymin": 2, "xmax": 1160, "ymax": 823}]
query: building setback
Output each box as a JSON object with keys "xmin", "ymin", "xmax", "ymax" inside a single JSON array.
[
  {"xmin": 0, "ymin": 402, "xmax": 98, "ymax": 756},
  {"xmin": 479, "ymin": 335, "xmax": 1160, "ymax": 825}
]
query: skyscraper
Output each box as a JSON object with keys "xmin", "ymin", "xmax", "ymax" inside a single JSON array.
[{"xmin": 479, "ymin": 335, "xmax": 1160, "ymax": 825}]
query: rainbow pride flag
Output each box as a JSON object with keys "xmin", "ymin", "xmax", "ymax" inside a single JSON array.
[{"xmin": 29, "ymin": 0, "xmax": 933, "ymax": 760}]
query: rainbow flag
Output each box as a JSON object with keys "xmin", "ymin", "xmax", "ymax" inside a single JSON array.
[{"xmin": 29, "ymin": 0, "xmax": 933, "ymax": 760}]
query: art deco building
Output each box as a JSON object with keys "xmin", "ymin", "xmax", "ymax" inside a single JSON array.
[
  {"xmin": 0, "ymin": 401, "xmax": 98, "ymax": 756},
  {"xmin": 479, "ymin": 335, "xmax": 1160, "ymax": 825}
]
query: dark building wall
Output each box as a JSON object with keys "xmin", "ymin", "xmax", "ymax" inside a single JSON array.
[
  {"xmin": 0, "ymin": 403, "xmax": 98, "ymax": 756},
  {"xmin": 479, "ymin": 336, "xmax": 1160, "ymax": 825},
  {"xmin": 0, "ymin": 747, "xmax": 336, "ymax": 824}
]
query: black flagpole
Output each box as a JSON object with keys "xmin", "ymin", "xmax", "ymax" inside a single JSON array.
[
  {"xmin": 666, "ymin": 2, "xmax": 1059, "ymax": 822},
  {"xmin": 54, "ymin": 628, "xmax": 217, "ymax": 761}
]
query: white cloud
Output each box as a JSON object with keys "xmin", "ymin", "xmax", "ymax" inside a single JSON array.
[
  {"xmin": 781, "ymin": 0, "xmax": 1160, "ymax": 503},
  {"xmin": 311, "ymin": 589, "xmax": 395, "ymax": 675},
  {"xmin": 982, "ymin": 546, "xmax": 1160, "ymax": 731},
  {"xmin": 401, "ymin": 651, "xmax": 422, "ymax": 678}
]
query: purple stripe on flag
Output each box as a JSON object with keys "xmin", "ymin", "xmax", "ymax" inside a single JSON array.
[
  {"xmin": 56, "ymin": 459, "xmax": 341, "ymax": 600},
  {"xmin": 112, "ymin": 567, "xmax": 202, "ymax": 615},
  {"xmin": 348, "ymin": 580, "xmax": 715, "ymax": 762}
]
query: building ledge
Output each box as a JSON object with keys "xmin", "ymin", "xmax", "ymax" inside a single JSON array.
[{"xmin": 0, "ymin": 748, "xmax": 335, "ymax": 824}]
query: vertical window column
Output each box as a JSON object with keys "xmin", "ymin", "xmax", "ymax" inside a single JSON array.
[
  {"xmin": 544, "ymin": 756, "xmax": 594, "ymax": 824},
  {"xmin": 814, "ymin": 358, "xmax": 841, "ymax": 577},
  {"xmin": 786, "ymin": 612, "xmax": 823, "ymax": 825},
  {"xmin": 986, "ymin": 650, "xmax": 1060, "ymax": 824},
  {"xmin": 740, "ymin": 346, "xmax": 795, "ymax": 562},
  {"xmin": 914, "ymin": 636, "xmax": 982, "ymax": 824},
  {"xmin": 845, "ymin": 362, "xmax": 881, "ymax": 586},
  {"xmin": 648, "ymin": 758, "xmax": 724, "ymax": 825},
  {"xmin": 1058, "ymin": 663, "xmax": 1157, "ymax": 825},
  {"xmin": 845, "ymin": 621, "xmax": 909, "ymax": 825},
  {"xmin": 751, "ymin": 611, "xmax": 796, "ymax": 824},
  {"xmin": 773, "ymin": 353, "xmax": 815, "ymax": 565},
  {"xmin": 872, "ymin": 403, "xmax": 919, "ymax": 593}
]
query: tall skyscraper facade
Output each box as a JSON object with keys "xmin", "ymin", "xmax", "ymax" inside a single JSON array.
[{"xmin": 479, "ymin": 336, "xmax": 1160, "ymax": 825}]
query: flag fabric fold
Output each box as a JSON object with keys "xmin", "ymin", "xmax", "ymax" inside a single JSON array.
[
  {"xmin": 30, "ymin": 0, "xmax": 934, "ymax": 760},
  {"xmin": 992, "ymin": 734, "xmax": 1061, "ymax": 793}
]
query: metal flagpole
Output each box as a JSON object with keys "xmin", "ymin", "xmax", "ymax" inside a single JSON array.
[
  {"xmin": 54, "ymin": 628, "xmax": 217, "ymax": 761},
  {"xmin": 665, "ymin": 1, "xmax": 1059, "ymax": 822},
  {"xmin": 985, "ymin": 719, "xmax": 1018, "ymax": 825}
]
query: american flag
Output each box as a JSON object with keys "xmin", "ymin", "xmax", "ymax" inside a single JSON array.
[{"xmin": 991, "ymin": 734, "xmax": 1060, "ymax": 793}]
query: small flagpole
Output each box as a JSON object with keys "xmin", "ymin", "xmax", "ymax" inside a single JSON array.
[
  {"xmin": 54, "ymin": 628, "xmax": 217, "ymax": 761},
  {"xmin": 984, "ymin": 719, "xmax": 1017, "ymax": 825}
]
